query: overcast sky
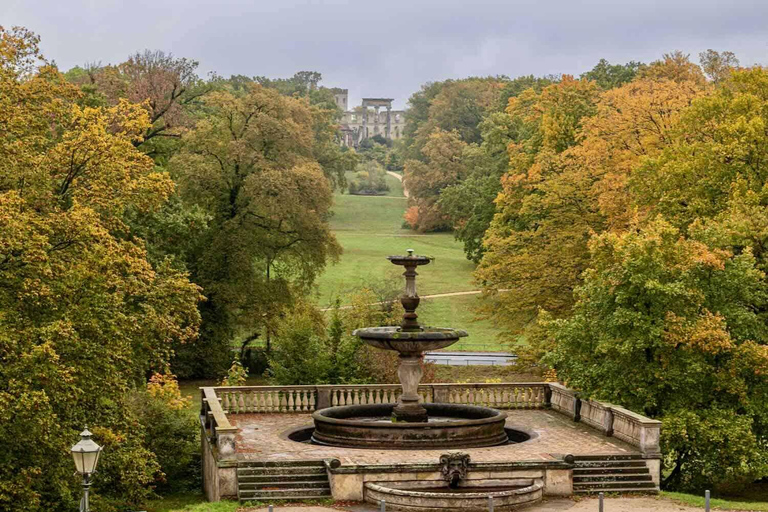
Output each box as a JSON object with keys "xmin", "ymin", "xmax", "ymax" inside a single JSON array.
[{"xmin": 2, "ymin": 0, "xmax": 767, "ymax": 109}]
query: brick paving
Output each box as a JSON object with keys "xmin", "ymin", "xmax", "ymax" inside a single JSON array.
[{"xmin": 230, "ymin": 409, "xmax": 637, "ymax": 465}]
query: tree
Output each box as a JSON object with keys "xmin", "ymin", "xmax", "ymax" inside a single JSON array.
[
  {"xmin": 580, "ymin": 58, "xmax": 645, "ymax": 89},
  {"xmin": 67, "ymin": 50, "xmax": 209, "ymax": 158},
  {"xmin": 699, "ymin": 49, "xmax": 740, "ymax": 84},
  {"xmin": 536, "ymin": 218, "xmax": 768, "ymax": 491},
  {"xmin": 439, "ymin": 112, "xmax": 515, "ymax": 262},
  {"xmin": 476, "ymin": 77, "xmax": 601, "ymax": 332},
  {"xmin": 401, "ymin": 78, "xmax": 505, "ymax": 160},
  {"xmin": 403, "ymin": 129, "xmax": 468, "ymax": 231},
  {"xmin": 168, "ymin": 84, "xmax": 341, "ymax": 376},
  {"xmin": 633, "ymin": 68, "xmax": 768, "ymax": 234},
  {"xmin": 0, "ymin": 27, "xmax": 201, "ymax": 510},
  {"xmin": 639, "ymin": 51, "xmax": 707, "ymax": 87}
]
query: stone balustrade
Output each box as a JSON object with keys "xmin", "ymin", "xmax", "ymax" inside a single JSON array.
[
  {"xmin": 216, "ymin": 386, "xmax": 316, "ymax": 414},
  {"xmin": 433, "ymin": 383, "xmax": 549, "ymax": 409},
  {"xmin": 546, "ymin": 383, "xmax": 661, "ymax": 456}
]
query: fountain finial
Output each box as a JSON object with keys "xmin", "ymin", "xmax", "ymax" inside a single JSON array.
[{"xmin": 387, "ymin": 250, "xmax": 432, "ymax": 332}]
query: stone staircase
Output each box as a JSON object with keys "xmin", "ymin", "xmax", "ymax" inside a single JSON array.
[
  {"xmin": 572, "ymin": 455, "xmax": 659, "ymax": 494},
  {"xmin": 237, "ymin": 460, "xmax": 332, "ymax": 503}
]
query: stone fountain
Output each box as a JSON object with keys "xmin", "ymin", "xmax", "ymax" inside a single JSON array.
[{"xmin": 311, "ymin": 250, "xmax": 509, "ymax": 448}]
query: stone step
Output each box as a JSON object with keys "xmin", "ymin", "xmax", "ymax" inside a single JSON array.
[
  {"xmin": 239, "ymin": 481, "xmax": 331, "ymax": 491},
  {"xmin": 240, "ymin": 495, "xmax": 334, "ymax": 502},
  {"xmin": 574, "ymin": 474, "xmax": 653, "ymax": 483},
  {"xmin": 572, "ymin": 455, "xmax": 643, "ymax": 461},
  {"xmin": 238, "ymin": 466, "xmax": 327, "ymax": 476},
  {"xmin": 239, "ymin": 488, "xmax": 332, "ymax": 499},
  {"xmin": 573, "ymin": 460, "xmax": 647, "ymax": 468},
  {"xmin": 238, "ymin": 473, "xmax": 328, "ymax": 483},
  {"xmin": 575, "ymin": 487, "xmax": 659, "ymax": 495},
  {"xmin": 574, "ymin": 480, "xmax": 657, "ymax": 490},
  {"xmin": 574, "ymin": 467, "xmax": 650, "ymax": 475},
  {"xmin": 238, "ymin": 460, "xmax": 326, "ymax": 468}
]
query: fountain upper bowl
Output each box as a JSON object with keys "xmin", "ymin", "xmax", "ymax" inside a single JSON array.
[{"xmin": 353, "ymin": 326, "xmax": 468, "ymax": 353}]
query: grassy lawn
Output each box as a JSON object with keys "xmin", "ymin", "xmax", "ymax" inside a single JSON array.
[
  {"xmin": 144, "ymin": 492, "xmax": 238, "ymax": 512},
  {"xmin": 662, "ymin": 487, "xmax": 768, "ymax": 511},
  {"xmin": 317, "ymin": 174, "xmax": 477, "ymax": 302},
  {"xmin": 417, "ymin": 294, "xmax": 505, "ymax": 351}
]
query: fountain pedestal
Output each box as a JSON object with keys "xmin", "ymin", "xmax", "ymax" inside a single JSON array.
[{"xmin": 394, "ymin": 354, "xmax": 427, "ymax": 422}]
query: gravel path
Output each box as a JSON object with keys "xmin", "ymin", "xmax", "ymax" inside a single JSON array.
[{"xmin": 386, "ymin": 171, "xmax": 408, "ymax": 197}]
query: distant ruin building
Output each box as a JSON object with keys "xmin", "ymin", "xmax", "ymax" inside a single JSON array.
[{"xmin": 330, "ymin": 89, "xmax": 406, "ymax": 147}]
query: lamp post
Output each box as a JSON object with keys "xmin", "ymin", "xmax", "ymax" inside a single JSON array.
[{"xmin": 71, "ymin": 427, "xmax": 102, "ymax": 512}]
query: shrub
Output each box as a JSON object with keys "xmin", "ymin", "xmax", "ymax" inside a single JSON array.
[{"xmin": 129, "ymin": 372, "xmax": 200, "ymax": 495}]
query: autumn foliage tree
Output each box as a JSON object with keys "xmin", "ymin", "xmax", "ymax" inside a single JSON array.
[
  {"xmin": 0, "ymin": 27, "xmax": 201, "ymax": 510},
  {"xmin": 168, "ymin": 84, "xmax": 341, "ymax": 376},
  {"xmin": 403, "ymin": 129, "xmax": 467, "ymax": 231}
]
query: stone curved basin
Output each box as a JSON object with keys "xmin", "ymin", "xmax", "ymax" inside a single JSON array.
[
  {"xmin": 364, "ymin": 478, "xmax": 544, "ymax": 511},
  {"xmin": 353, "ymin": 326, "xmax": 468, "ymax": 353},
  {"xmin": 311, "ymin": 403, "xmax": 508, "ymax": 448}
]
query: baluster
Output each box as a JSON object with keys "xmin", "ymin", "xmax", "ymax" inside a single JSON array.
[
  {"xmin": 279, "ymin": 392, "xmax": 287, "ymax": 412},
  {"xmin": 223, "ymin": 392, "xmax": 232, "ymax": 412},
  {"xmin": 256, "ymin": 392, "xmax": 263, "ymax": 412},
  {"xmin": 332, "ymin": 389, "xmax": 339, "ymax": 407},
  {"xmin": 469, "ymin": 388, "xmax": 476, "ymax": 405},
  {"xmin": 238, "ymin": 392, "xmax": 246, "ymax": 413},
  {"xmin": 353, "ymin": 389, "xmax": 360, "ymax": 405},
  {"xmin": 288, "ymin": 390, "xmax": 295, "ymax": 412},
  {"xmin": 300, "ymin": 390, "xmax": 307, "ymax": 412},
  {"xmin": 502, "ymin": 388, "xmax": 510, "ymax": 408},
  {"xmin": 346, "ymin": 389, "xmax": 353, "ymax": 406},
  {"xmin": 266, "ymin": 391, "xmax": 273, "ymax": 412},
  {"xmin": 309, "ymin": 391, "xmax": 316, "ymax": 411}
]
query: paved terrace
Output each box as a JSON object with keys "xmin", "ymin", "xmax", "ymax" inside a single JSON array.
[{"xmin": 230, "ymin": 409, "xmax": 638, "ymax": 465}]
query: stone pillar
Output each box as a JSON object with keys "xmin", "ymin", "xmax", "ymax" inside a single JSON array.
[
  {"xmin": 361, "ymin": 102, "xmax": 368, "ymax": 142},
  {"xmin": 640, "ymin": 423, "xmax": 661, "ymax": 457},
  {"xmin": 217, "ymin": 428, "xmax": 237, "ymax": 462},
  {"xmin": 386, "ymin": 105, "xmax": 392, "ymax": 139},
  {"xmin": 316, "ymin": 386, "xmax": 331, "ymax": 410}
]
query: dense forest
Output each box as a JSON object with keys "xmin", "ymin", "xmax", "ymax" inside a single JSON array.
[{"xmin": 1, "ymin": 23, "xmax": 766, "ymax": 511}]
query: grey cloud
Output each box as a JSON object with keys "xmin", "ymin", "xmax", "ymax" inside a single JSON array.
[{"xmin": 2, "ymin": 0, "xmax": 766, "ymax": 108}]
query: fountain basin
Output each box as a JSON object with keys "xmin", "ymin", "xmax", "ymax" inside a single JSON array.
[
  {"xmin": 311, "ymin": 403, "xmax": 508, "ymax": 449},
  {"xmin": 364, "ymin": 479, "xmax": 544, "ymax": 511}
]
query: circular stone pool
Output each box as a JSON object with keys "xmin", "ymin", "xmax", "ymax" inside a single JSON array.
[
  {"xmin": 364, "ymin": 479, "xmax": 544, "ymax": 511},
  {"xmin": 311, "ymin": 403, "xmax": 509, "ymax": 449}
]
